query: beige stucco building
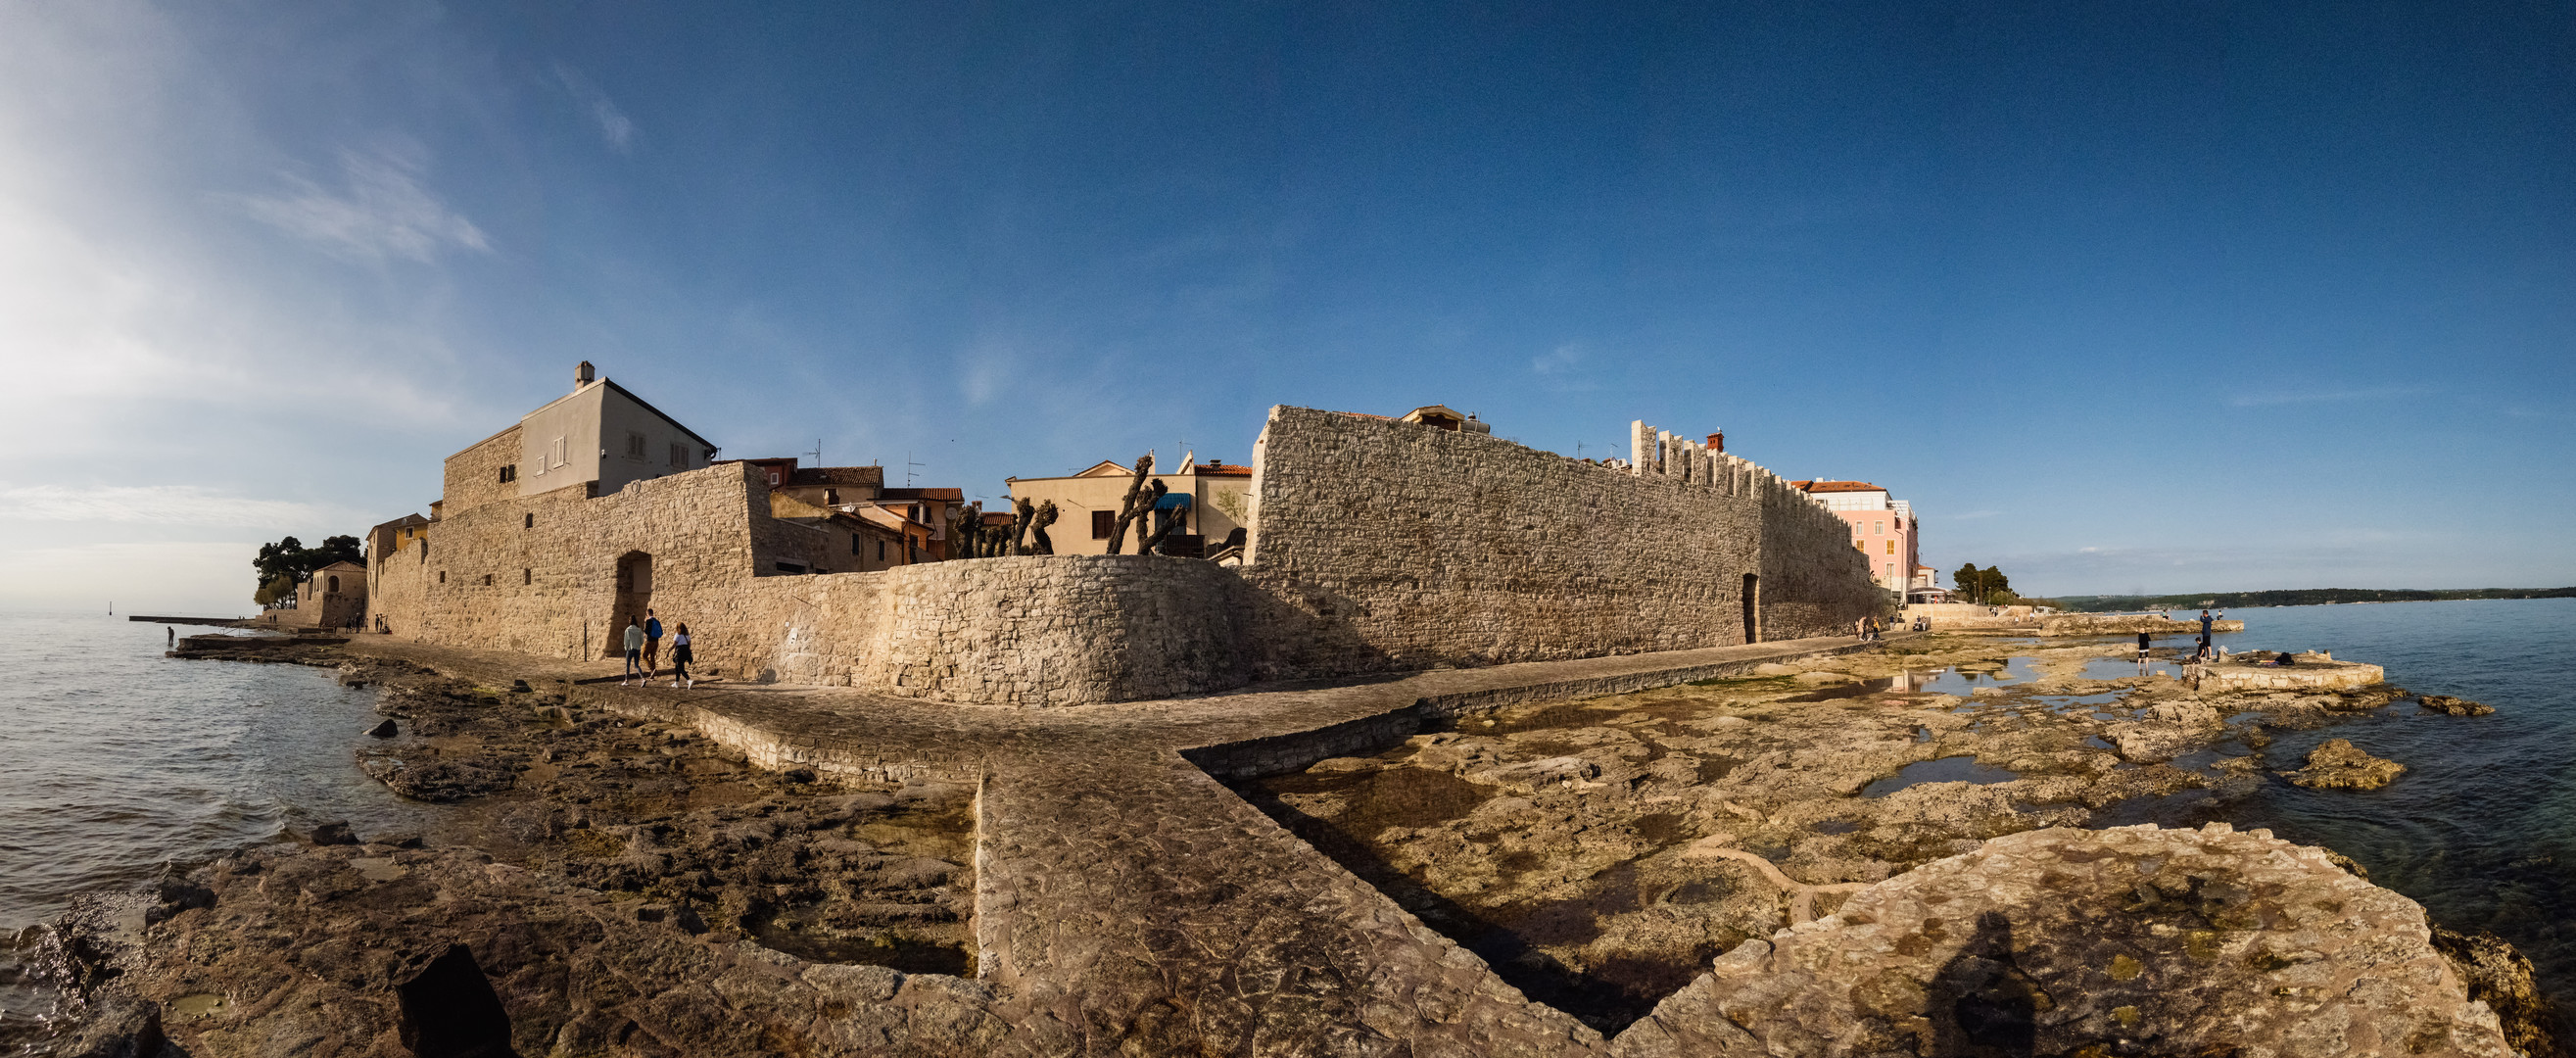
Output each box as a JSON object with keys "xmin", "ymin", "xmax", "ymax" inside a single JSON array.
[{"xmin": 1005, "ymin": 455, "xmax": 1254, "ymax": 557}]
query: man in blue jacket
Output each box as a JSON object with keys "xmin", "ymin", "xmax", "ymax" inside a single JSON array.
[{"xmin": 643, "ymin": 608, "xmax": 664, "ymax": 684}]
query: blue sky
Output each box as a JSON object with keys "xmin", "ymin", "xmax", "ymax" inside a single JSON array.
[{"xmin": 2, "ymin": 0, "xmax": 2571, "ymax": 613}]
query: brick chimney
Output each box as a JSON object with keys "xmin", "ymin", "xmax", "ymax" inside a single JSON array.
[
  {"xmin": 1706, "ymin": 430, "xmax": 1725, "ymax": 453},
  {"xmin": 575, "ymin": 361, "xmax": 596, "ymax": 390}
]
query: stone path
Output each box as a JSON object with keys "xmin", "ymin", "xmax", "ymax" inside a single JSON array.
[{"xmin": 342, "ymin": 633, "xmax": 1915, "ymax": 1055}]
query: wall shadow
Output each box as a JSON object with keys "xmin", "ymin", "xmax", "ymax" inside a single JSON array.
[{"xmin": 1216, "ymin": 769, "xmax": 1714, "ymax": 1034}]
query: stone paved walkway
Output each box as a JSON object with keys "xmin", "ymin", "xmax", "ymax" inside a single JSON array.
[{"xmin": 343, "ymin": 633, "xmax": 1914, "ymax": 1056}]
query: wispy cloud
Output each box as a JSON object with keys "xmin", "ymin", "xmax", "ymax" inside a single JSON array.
[
  {"xmin": 2228, "ymin": 387, "xmax": 2414, "ymax": 409},
  {"xmin": 554, "ymin": 63, "xmax": 635, "ymax": 152},
  {"xmin": 1531, "ymin": 343, "xmax": 1583, "ymax": 375},
  {"xmin": 225, "ymin": 147, "xmax": 489, "ymax": 262},
  {"xmin": 0, "ymin": 484, "xmax": 336, "ymax": 528}
]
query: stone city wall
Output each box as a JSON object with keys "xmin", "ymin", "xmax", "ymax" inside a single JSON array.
[
  {"xmin": 441, "ymin": 424, "xmax": 523, "ymax": 516},
  {"xmin": 372, "ymin": 409, "xmax": 1883, "ymax": 707},
  {"xmin": 371, "ymin": 464, "xmax": 1251, "ymax": 707},
  {"xmin": 1234, "ymin": 407, "xmax": 1881, "ymax": 680}
]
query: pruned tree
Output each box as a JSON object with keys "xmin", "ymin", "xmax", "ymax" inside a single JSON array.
[
  {"xmin": 1142, "ymin": 489, "xmax": 1187, "ymax": 554},
  {"xmin": 1028, "ymin": 501, "xmax": 1058, "ymax": 554},
  {"xmin": 1133, "ymin": 480, "xmax": 1169, "ymax": 553},
  {"xmin": 1010, "ymin": 497, "xmax": 1034, "ymax": 555},
  {"xmin": 1104, "ymin": 455, "xmax": 1154, "ymax": 554}
]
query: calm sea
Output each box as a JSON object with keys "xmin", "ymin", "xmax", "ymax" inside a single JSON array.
[
  {"xmin": 0, "ymin": 600, "xmax": 2570, "ymax": 1038},
  {"xmin": 2187, "ymin": 598, "xmax": 2576, "ymax": 1005},
  {"xmin": 0, "ymin": 613, "xmax": 429, "ymax": 1042}
]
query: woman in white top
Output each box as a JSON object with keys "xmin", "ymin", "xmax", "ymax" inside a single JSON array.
[{"xmin": 670, "ymin": 623, "xmax": 695, "ymax": 690}]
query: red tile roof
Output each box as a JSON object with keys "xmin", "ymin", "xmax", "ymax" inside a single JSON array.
[{"xmin": 1791, "ymin": 480, "xmax": 1887, "ymax": 493}]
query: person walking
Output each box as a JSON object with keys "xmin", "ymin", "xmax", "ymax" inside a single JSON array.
[
  {"xmin": 2197, "ymin": 608, "xmax": 2216, "ymax": 660},
  {"xmin": 2136, "ymin": 630, "xmax": 2153, "ymax": 665},
  {"xmin": 621, "ymin": 618, "xmax": 644, "ymax": 685},
  {"xmin": 671, "ymin": 623, "xmax": 695, "ymax": 690},
  {"xmin": 642, "ymin": 609, "xmax": 664, "ymax": 683}
]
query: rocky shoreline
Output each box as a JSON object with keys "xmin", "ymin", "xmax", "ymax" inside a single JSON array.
[
  {"xmin": 34, "ymin": 644, "xmax": 989, "ymax": 1057},
  {"xmin": 19, "ymin": 633, "xmax": 2563, "ymax": 1057}
]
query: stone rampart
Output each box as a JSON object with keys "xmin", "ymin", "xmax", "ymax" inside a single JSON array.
[
  {"xmin": 371, "ymin": 465, "xmax": 1252, "ymax": 707},
  {"xmin": 1235, "ymin": 407, "xmax": 1880, "ymax": 680},
  {"xmin": 372, "ymin": 409, "xmax": 1884, "ymax": 707},
  {"xmin": 441, "ymin": 424, "xmax": 522, "ymax": 516}
]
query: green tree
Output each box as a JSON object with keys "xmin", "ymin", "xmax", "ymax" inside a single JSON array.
[
  {"xmin": 1952, "ymin": 563, "xmax": 2015, "ymax": 605},
  {"xmin": 251, "ymin": 534, "xmax": 365, "ymax": 601},
  {"xmin": 253, "ymin": 574, "xmax": 298, "ymax": 606}
]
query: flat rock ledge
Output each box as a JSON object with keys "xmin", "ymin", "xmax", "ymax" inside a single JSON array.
[
  {"xmin": 1616, "ymin": 824, "xmax": 2514, "ymax": 1058},
  {"xmin": 2285, "ymin": 738, "xmax": 2408, "ymax": 791}
]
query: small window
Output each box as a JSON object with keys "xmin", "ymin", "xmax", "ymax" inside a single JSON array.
[
  {"xmin": 825, "ymin": 488, "xmax": 839, "ymax": 505},
  {"xmin": 627, "ymin": 431, "xmax": 646, "ymax": 459},
  {"xmin": 522, "ymin": 568, "xmax": 532, "ymax": 585},
  {"xmin": 438, "ymin": 570, "xmax": 446, "ymax": 584},
  {"xmin": 551, "ymin": 436, "xmax": 567, "ymax": 468},
  {"xmin": 1091, "ymin": 509, "xmax": 1115, "ymax": 539},
  {"xmin": 774, "ymin": 560, "xmax": 809, "ymax": 574},
  {"xmin": 482, "ymin": 573, "xmax": 493, "ymax": 586},
  {"xmin": 878, "ymin": 540, "xmax": 886, "ymax": 560},
  {"xmin": 326, "ymin": 575, "xmax": 339, "ymax": 593},
  {"xmin": 523, "ymin": 513, "xmax": 534, "ymax": 529},
  {"xmin": 669, "ymin": 442, "xmax": 687, "ymax": 469},
  {"xmin": 1873, "ymin": 521, "xmax": 1884, "ymax": 535},
  {"xmin": 1884, "ymin": 540, "xmax": 1896, "ymax": 554},
  {"xmin": 768, "ymin": 469, "xmax": 783, "ymax": 486},
  {"xmin": 498, "ymin": 464, "xmax": 515, "ymax": 484},
  {"xmin": 851, "ymin": 535, "xmax": 861, "ymax": 555}
]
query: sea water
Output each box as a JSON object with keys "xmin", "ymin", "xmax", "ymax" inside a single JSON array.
[
  {"xmin": 0, "ymin": 613, "xmax": 430, "ymax": 1040},
  {"xmin": 2187, "ymin": 598, "xmax": 2576, "ymax": 1007},
  {"xmin": 0, "ymin": 600, "xmax": 2571, "ymax": 1032}
]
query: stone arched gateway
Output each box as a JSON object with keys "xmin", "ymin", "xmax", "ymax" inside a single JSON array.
[{"xmin": 606, "ymin": 552, "xmax": 652, "ymax": 657}]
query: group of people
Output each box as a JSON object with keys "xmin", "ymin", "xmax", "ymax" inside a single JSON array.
[
  {"xmin": 620, "ymin": 608, "xmax": 696, "ymax": 688},
  {"xmin": 2140, "ymin": 610, "xmax": 2229, "ymax": 659},
  {"xmin": 1850, "ymin": 614, "xmax": 1932, "ymax": 641}
]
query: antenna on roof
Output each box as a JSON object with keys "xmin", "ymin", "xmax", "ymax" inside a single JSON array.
[
  {"xmin": 906, "ymin": 450, "xmax": 923, "ymax": 487},
  {"xmin": 803, "ymin": 439, "xmax": 822, "ymax": 466}
]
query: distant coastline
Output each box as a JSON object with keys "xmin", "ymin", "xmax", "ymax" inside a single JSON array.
[{"xmin": 2059, "ymin": 587, "xmax": 2576, "ymax": 612}]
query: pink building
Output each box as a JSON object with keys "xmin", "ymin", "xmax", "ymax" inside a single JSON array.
[{"xmin": 1792, "ymin": 480, "xmax": 1918, "ymax": 594}]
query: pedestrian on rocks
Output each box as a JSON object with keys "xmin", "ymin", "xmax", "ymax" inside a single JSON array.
[
  {"xmin": 643, "ymin": 608, "xmax": 664, "ymax": 682},
  {"xmin": 671, "ymin": 623, "xmax": 695, "ymax": 690},
  {"xmin": 2197, "ymin": 609, "xmax": 2215, "ymax": 659},
  {"xmin": 2135, "ymin": 630, "xmax": 2152, "ymax": 665},
  {"xmin": 622, "ymin": 618, "xmax": 644, "ymax": 685}
]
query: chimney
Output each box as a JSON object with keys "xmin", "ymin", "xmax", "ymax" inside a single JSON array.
[
  {"xmin": 1706, "ymin": 430, "xmax": 1725, "ymax": 453},
  {"xmin": 575, "ymin": 361, "xmax": 596, "ymax": 390}
]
